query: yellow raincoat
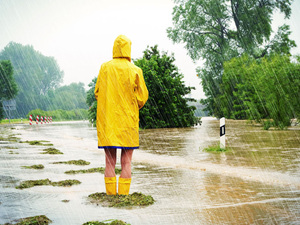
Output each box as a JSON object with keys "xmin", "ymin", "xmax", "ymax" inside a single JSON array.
[{"xmin": 94, "ymin": 35, "xmax": 148, "ymax": 149}]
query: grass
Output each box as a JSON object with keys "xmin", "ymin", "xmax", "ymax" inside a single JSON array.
[
  {"xmin": 2, "ymin": 146, "xmax": 18, "ymax": 149},
  {"xmin": 83, "ymin": 220, "xmax": 130, "ymax": 225},
  {"xmin": 0, "ymin": 135, "xmax": 20, "ymax": 142},
  {"xmin": 203, "ymin": 145, "xmax": 229, "ymax": 152},
  {"xmin": 9, "ymin": 150, "xmax": 19, "ymax": 154},
  {"xmin": 51, "ymin": 179, "xmax": 81, "ymax": 187},
  {"xmin": 16, "ymin": 179, "xmax": 51, "ymax": 189},
  {"xmin": 2, "ymin": 215, "xmax": 52, "ymax": 225},
  {"xmin": 0, "ymin": 118, "xmax": 29, "ymax": 125},
  {"xmin": 0, "ymin": 128, "xmax": 17, "ymax": 143},
  {"xmin": 20, "ymin": 140, "xmax": 53, "ymax": 146},
  {"xmin": 16, "ymin": 178, "xmax": 81, "ymax": 189},
  {"xmin": 88, "ymin": 192, "xmax": 155, "ymax": 208},
  {"xmin": 22, "ymin": 164, "xmax": 44, "ymax": 169},
  {"xmin": 52, "ymin": 159, "xmax": 90, "ymax": 165},
  {"xmin": 65, "ymin": 167, "xmax": 121, "ymax": 175},
  {"xmin": 41, "ymin": 148, "xmax": 63, "ymax": 154}
]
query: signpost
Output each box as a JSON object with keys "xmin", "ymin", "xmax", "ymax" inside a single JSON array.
[
  {"xmin": 2, "ymin": 100, "xmax": 16, "ymax": 124},
  {"xmin": 220, "ymin": 117, "xmax": 225, "ymax": 148}
]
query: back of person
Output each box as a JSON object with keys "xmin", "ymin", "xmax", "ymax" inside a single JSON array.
[{"xmin": 95, "ymin": 34, "xmax": 148, "ymax": 150}]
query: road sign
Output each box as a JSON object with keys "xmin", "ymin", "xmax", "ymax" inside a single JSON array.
[
  {"xmin": 3, "ymin": 99, "xmax": 16, "ymax": 110},
  {"xmin": 2, "ymin": 99, "xmax": 16, "ymax": 123}
]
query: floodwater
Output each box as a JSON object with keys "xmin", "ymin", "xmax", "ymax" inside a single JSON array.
[{"xmin": 0, "ymin": 119, "xmax": 299, "ymax": 225}]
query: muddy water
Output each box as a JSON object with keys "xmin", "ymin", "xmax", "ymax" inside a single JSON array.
[{"xmin": 0, "ymin": 119, "xmax": 299, "ymax": 225}]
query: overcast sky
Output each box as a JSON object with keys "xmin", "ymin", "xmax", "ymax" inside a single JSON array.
[{"xmin": 0, "ymin": 0, "xmax": 299, "ymax": 99}]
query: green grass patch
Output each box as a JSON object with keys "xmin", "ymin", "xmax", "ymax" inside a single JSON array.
[
  {"xmin": 53, "ymin": 159, "xmax": 90, "ymax": 165},
  {"xmin": 41, "ymin": 148, "xmax": 63, "ymax": 154},
  {"xmin": 16, "ymin": 178, "xmax": 51, "ymax": 189},
  {"xmin": 8, "ymin": 150, "xmax": 19, "ymax": 154},
  {"xmin": 65, "ymin": 167, "xmax": 121, "ymax": 175},
  {"xmin": 51, "ymin": 179, "xmax": 81, "ymax": 187},
  {"xmin": 2, "ymin": 146, "xmax": 18, "ymax": 149},
  {"xmin": 16, "ymin": 178, "xmax": 81, "ymax": 189},
  {"xmin": 88, "ymin": 192, "xmax": 155, "ymax": 208},
  {"xmin": 22, "ymin": 164, "xmax": 44, "ymax": 169},
  {"xmin": 0, "ymin": 119, "xmax": 29, "ymax": 125},
  {"xmin": 21, "ymin": 140, "xmax": 53, "ymax": 146},
  {"xmin": 2, "ymin": 215, "xmax": 52, "ymax": 225},
  {"xmin": 0, "ymin": 135, "xmax": 20, "ymax": 142},
  {"xmin": 83, "ymin": 220, "xmax": 130, "ymax": 225},
  {"xmin": 203, "ymin": 145, "xmax": 229, "ymax": 152}
]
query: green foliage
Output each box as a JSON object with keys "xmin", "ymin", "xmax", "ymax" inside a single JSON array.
[
  {"xmin": 16, "ymin": 178, "xmax": 81, "ymax": 189},
  {"xmin": 134, "ymin": 46, "xmax": 197, "ymax": 128},
  {"xmin": 65, "ymin": 167, "xmax": 121, "ymax": 175},
  {"xmin": 0, "ymin": 60, "xmax": 18, "ymax": 99},
  {"xmin": 86, "ymin": 77, "xmax": 97, "ymax": 107},
  {"xmin": 16, "ymin": 179, "xmax": 52, "ymax": 189},
  {"xmin": 263, "ymin": 120, "xmax": 273, "ymax": 130},
  {"xmin": 0, "ymin": 60, "xmax": 18, "ymax": 120},
  {"xmin": 26, "ymin": 108, "xmax": 88, "ymax": 121},
  {"xmin": 167, "ymin": 0, "xmax": 295, "ymax": 117},
  {"xmin": 0, "ymin": 42, "xmax": 64, "ymax": 116},
  {"xmin": 86, "ymin": 77, "xmax": 97, "ymax": 124},
  {"xmin": 0, "ymin": 102, "xmax": 4, "ymax": 120},
  {"xmin": 21, "ymin": 140, "xmax": 53, "ymax": 146},
  {"xmin": 52, "ymin": 160, "xmax": 90, "ymax": 165},
  {"xmin": 0, "ymin": 43, "xmax": 88, "ymax": 118},
  {"xmin": 41, "ymin": 148, "xmax": 63, "ymax": 154},
  {"xmin": 88, "ymin": 192, "xmax": 155, "ymax": 208},
  {"xmin": 3, "ymin": 215, "xmax": 52, "ymax": 225},
  {"xmin": 51, "ymin": 179, "xmax": 81, "ymax": 187},
  {"xmin": 203, "ymin": 145, "xmax": 229, "ymax": 152},
  {"xmin": 220, "ymin": 53, "xmax": 300, "ymax": 128},
  {"xmin": 22, "ymin": 164, "xmax": 44, "ymax": 169},
  {"xmin": 83, "ymin": 220, "xmax": 129, "ymax": 225},
  {"xmin": 47, "ymin": 82, "xmax": 88, "ymax": 111}
]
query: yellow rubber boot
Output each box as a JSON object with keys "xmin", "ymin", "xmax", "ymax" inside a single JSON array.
[
  {"xmin": 118, "ymin": 177, "xmax": 131, "ymax": 195},
  {"xmin": 104, "ymin": 177, "xmax": 117, "ymax": 195}
]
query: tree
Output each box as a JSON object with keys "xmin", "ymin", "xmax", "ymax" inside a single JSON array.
[
  {"xmin": 47, "ymin": 82, "xmax": 88, "ymax": 111},
  {"xmin": 86, "ymin": 46, "xmax": 197, "ymax": 128},
  {"xmin": 167, "ymin": 0, "xmax": 295, "ymax": 117},
  {"xmin": 0, "ymin": 42, "xmax": 64, "ymax": 116},
  {"xmin": 221, "ymin": 53, "xmax": 300, "ymax": 128},
  {"xmin": 134, "ymin": 46, "xmax": 197, "ymax": 128},
  {"xmin": 0, "ymin": 60, "xmax": 18, "ymax": 120},
  {"xmin": 86, "ymin": 77, "xmax": 97, "ymax": 124}
]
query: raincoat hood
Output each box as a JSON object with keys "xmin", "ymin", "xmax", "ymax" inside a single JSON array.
[{"xmin": 113, "ymin": 35, "xmax": 131, "ymax": 61}]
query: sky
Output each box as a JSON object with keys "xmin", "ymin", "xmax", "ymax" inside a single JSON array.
[{"xmin": 0, "ymin": 0, "xmax": 299, "ymax": 100}]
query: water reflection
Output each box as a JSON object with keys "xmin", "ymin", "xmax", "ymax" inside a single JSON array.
[{"xmin": 0, "ymin": 120, "xmax": 299, "ymax": 224}]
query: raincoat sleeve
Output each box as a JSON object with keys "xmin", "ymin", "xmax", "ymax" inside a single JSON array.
[{"xmin": 135, "ymin": 68, "xmax": 148, "ymax": 109}]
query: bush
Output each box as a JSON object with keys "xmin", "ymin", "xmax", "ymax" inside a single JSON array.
[{"xmin": 263, "ymin": 120, "xmax": 273, "ymax": 130}]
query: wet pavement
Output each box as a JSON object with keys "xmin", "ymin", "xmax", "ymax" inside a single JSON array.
[{"xmin": 0, "ymin": 119, "xmax": 299, "ymax": 224}]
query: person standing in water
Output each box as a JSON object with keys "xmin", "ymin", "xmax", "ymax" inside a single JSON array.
[{"xmin": 94, "ymin": 35, "xmax": 148, "ymax": 195}]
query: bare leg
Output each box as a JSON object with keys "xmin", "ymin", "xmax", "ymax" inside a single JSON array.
[
  {"xmin": 104, "ymin": 148, "xmax": 117, "ymax": 177},
  {"xmin": 120, "ymin": 149, "xmax": 133, "ymax": 178}
]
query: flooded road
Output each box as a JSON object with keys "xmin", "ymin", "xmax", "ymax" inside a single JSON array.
[{"xmin": 0, "ymin": 119, "xmax": 299, "ymax": 224}]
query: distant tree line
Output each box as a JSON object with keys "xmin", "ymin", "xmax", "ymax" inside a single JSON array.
[
  {"xmin": 0, "ymin": 42, "xmax": 88, "ymax": 121},
  {"xmin": 168, "ymin": 0, "xmax": 299, "ymax": 128}
]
